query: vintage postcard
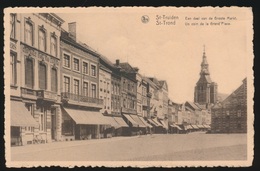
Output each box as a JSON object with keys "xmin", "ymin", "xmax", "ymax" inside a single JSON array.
[{"xmin": 4, "ymin": 7, "xmax": 254, "ymax": 167}]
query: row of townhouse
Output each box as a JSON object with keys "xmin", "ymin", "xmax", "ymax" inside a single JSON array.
[
  {"xmin": 9, "ymin": 13, "xmax": 171, "ymax": 146},
  {"xmin": 167, "ymin": 100, "xmax": 211, "ymax": 133}
]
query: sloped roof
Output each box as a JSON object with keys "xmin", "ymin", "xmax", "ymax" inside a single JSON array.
[
  {"xmin": 61, "ymin": 30, "xmax": 99, "ymax": 57},
  {"xmin": 197, "ymin": 75, "xmax": 212, "ymax": 84},
  {"xmin": 222, "ymin": 78, "xmax": 247, "ymax": 104},
  {"xmin": 117, "ymin": 62, "xmax": 137, "ymax": 73},
  {"xmin": 143, "ymin": 77, "xmax": 159, "ymax": 89},
  {"xmin": 186, "ymin": 101, "xmax": 200, "ymax": 110},
  {"xmin": 148, "ymin": 77, "xmax": 160, "ymax": 87}
]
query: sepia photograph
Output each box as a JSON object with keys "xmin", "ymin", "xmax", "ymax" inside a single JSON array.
[{"xmin": 4, "ymin": 7, "xmax": 254, "ymax": 167}]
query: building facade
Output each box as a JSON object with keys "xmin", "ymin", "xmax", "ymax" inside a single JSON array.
[
  {"xmin": 99, "ymin": 64, "xmax": 112, "ymax": 115},
  {"xmin": 10, "ymin": 13, "xmax": 64, "ymax": 145},
  {"xmin": 60, "ymin": 23, "xmax": 108, "ymax": 141},
  {"xmin": 211, "ymin": 78, "xmax": 247, "ymax": 133},
  {"xmin": 194, "ymin": 48, "xmax": 218, "ymax": 106}
]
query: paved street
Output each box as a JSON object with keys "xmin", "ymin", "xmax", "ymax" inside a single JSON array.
[{"xmin": 11, "ymin": 133, "xmax": 247, "ymax": 161}]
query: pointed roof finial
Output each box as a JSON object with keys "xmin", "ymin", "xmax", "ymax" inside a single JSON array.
[{"xmin": 203, "ymin": 44, "xmax": 206, "ymax": 57}]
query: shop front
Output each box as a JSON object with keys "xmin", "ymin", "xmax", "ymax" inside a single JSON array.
[
  {"xmin": 10, "ymin": 100, "xmax": 38, "ymax": 146},
  {"xmin": 61, "ymin": 107, "xmax": 111, "ymax": 140}
]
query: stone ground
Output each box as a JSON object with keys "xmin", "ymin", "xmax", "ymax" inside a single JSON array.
[{"xmin": 10, "ymin": 132, "xmax": 247, "ymax": 161}]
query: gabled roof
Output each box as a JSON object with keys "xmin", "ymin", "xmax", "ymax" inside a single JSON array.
[
  {"xmin": 158, "ymin": 80, "xmax": 168, "ymax": 91},
  {"xmin": 185, "ymin": 101, "xmax": 201, "ymax": 110},
  {"xmin": 143, "ymin": 77, "xmax": 159, "ymax": 89},
  {"xmin": 147, "ymin": 77, "xmax": 161, "ymax": 87},
  {"xmin": 222, "ymin": 78, "xmax": 247, "ymax": 104}
]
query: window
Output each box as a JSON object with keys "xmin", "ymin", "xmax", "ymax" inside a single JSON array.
[
  {"xmin": 39, "ymin": 28, "xmax": 46, "ymax": 51},
  {"xmin": 107, "ymin": 98, "xmax": 110, "ymax": 109},
  {"xmin": 10, "ymin": 53, "xmax": 17, "ymax": 85},
  {"xmin": 50, "ymin": 35, "xmax": 57, "ymax": 57},
  {"xmin": 107, "ymin": 83, "xmax": 109, "ymax": 93},
  {"xmin": 100, "ymin": 80, "xmax": 103, "ymax": 91},
  {"xmin": 63, "ymin": 54, "xmax": 70, "ymax": 68},
  {"xmin": 83, "ymin": 62, "xmax": 88, "ymax": 74},
  {"xmin": 39, "ymin": 63, "xmax": 47, "ymax": 90},
  {"xmin": 51, "ymin": 68, "xmax": 57, "ymax": 92},
  {"xmin": 25, "ymin": 21, "xmax": 33, "ymax": 46},
  {"xmin": 64, "ymin": 76, "xmax": 70, "ymax": 93},
  {"xmin": 73, "ymin": 58, "xmax": 79, "ymax": 71},
  {"xmin": 25, "ymin": 58, "xmax": 34, "ymax": 88},
  {"xmin": 91, "ymin": 84, "xmax": 96, "ymax": 98},
  {"xmin": 10, "ymin": 14, "xmax": 16, "ymax": 39},
  {"xmin": 104, "ymin": 97, "xmax": 106, "ymax": 109},
  {"xmin": 73, "ymin": 79, "xmax": 79, "ymax": 95},
  {"xmin": 91, "ymin": 65, "xmax": 96, "ymax": 77},
  {"xmin": 83, "ymin": 82, "xmax": 88, "ymax": 97}
]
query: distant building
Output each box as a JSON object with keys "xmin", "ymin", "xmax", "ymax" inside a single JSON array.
[
  {"xmin": 194, "ymin": 48, "xmax": 218, "ymax": 106},
  {"xmin": 211, "ymin": 78, "xmax": 247, "ymax": 133},
  {"xmin": 99, "ymin": 64, "xmax": 112, "ymax": 115}
]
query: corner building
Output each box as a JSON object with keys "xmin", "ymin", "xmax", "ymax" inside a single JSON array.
[
  {"xmin": 10, "ymin": 13, "xmax": 64, "ymax": 145},
  {"xmin": 211, "ymin": 78, "xmax": 247, "ymax": 133}
]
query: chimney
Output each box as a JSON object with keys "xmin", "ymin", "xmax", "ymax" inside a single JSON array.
[
  {"xmin": 68, "ymin": 22, "xmax": 76, "ymax": 41},
  {"xmin": 116, "ymin": 59, "xmax": 120, "ymax": 66}
]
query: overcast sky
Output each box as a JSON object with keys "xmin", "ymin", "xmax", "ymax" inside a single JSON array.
[{"xmin": 56, "ymin": 7, "xmax": 251, "ymax": 103}]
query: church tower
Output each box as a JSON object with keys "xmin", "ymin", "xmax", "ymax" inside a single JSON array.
[{"xmin": 194, "ymin": 46, "xmax": 218, "ymax": 106}]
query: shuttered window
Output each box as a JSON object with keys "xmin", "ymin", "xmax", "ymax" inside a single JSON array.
[
  {"xmin": 39, "ymin": 29, "xmax": 46, "ymax": 52},
  {"xmin": 25, "ymin": 58, "xmax": 34, "ymax": 88},
  {"xmin": 25, "ymin": 21, "xmax": 33, "ymax": 46},
  {"xmin": 10, "ymin": 53, "xmax": 17, "ymax": 85},
  {"xmin": 50, "ymin": 36, "xmax": 57, "ymax": 57},
  {"xmin": 39, "ymin": 63, "xmax": 47, "ymax": 90},
  {"xmin": 83, "ymin": 82, "xmax": 88, "ymax": 97},
  {"xmin": 64, "ymin": 76, "xmax": 70, "ymax": 93},
  {"xmin": 51, "ymin": 68, "xmax": 57, "ymax": 92},
  {"xmin": 73, "ymin": 79, "xmax": 79, "ymax": 95}
]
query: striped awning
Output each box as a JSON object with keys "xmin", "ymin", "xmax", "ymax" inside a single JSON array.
[
  {"xmin": 11, "ymin": 101, "xmax": 38, "ymax": 127},
  {"xmin": 113, "ymin": 117, "xmax": 129, "ymax": 127},
  {"xmin": 159, "ymin": 120, "xmax": 168, "ymax": 129},
  {"xmin": 139, "ymin": 117, "xmax": 153, "ymax": 128},
  {"xmin": 130, "ymin": 115, "xmax": 146, "ymax": 128},
  {"xmin": 123, "ymin": 114, "xmax": 138, "ymax": 127},
  {"xmin": 152, "ymin": 118, "xmax": 163, "ymax": 127}
]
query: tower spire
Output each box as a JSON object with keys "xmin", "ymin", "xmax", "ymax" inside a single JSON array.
[{"xmin": 200, "ymin": 45, "xmax": 209, "ymax": 75}]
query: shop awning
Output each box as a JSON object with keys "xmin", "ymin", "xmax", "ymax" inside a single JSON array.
[
  {"xmin": 130, "ymin": 115, "xmax": 146, "ymax": 128},
  {"xmin": 139, "ymin": 117, "xmax": 153, "ymax": 128},
  {"xmin": 171, "ymin": 123, "xmax": 182, "ymax": 130},
  {"xmin": 113, "ymin": 117, "xmax": 129, "ymax": 127},
  {"xmin": 191, "ymin": 125, "xmax": 199, "ymax": 129},
  {"xmin": 159, "ymin": 120, "xmax": 168, "ymax": 129},
  {"xmin": 11, "ymin": 101, "xmax": 38, "ymax": 127},
  {"xmin": 152, "ymin": 118, "xmax": 163, "ymax": 127},
  {"xmin": 203, "ymin": 124, "xmax": 211, "ymax": 129},
  {"xmin": 123, "ymin": 114, "xmax": 138, "ymax": 127},
  {"xmin": 147, "ymin": 119, "xmax": 158, "ymax": 127},
  {"xmin": 105, "ymin": 116, "xmax": 121, "ymax": 129},
  {"xmin": 62, "ymin": 107, "xmax": 111, "ymax": 125}
]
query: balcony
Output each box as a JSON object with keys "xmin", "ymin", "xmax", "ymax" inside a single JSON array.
[
  {"xmin": 36, "ymin": 90, "xmax": 58, "ymax": 102},
  {"xmin": 61, "ymin": 92, "xmax": 104, "ymax": 109},
  {"xmin": 21, "ymin": 87, "xmax": 37, "ymax": 100}
]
